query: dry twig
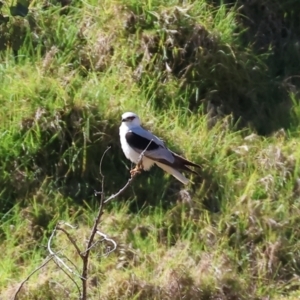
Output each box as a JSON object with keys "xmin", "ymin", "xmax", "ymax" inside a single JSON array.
[
  {"xmin": 96, "ymin": 229, "xmax": 117, "ymax": 256},
  {"xmin": 56, "ymin": 224, "xmax": 82, "ymax": 257},
  {"xmin": 48, "ymin": 224, "xmax": 85, "ymax": 280},
  {"xmin": 13, "ymin": 256, "xmax": 54, "ymax": 300},
  {"xmin": 81, "ymin": 146, "xmax": 111, "ymax": 298},
  {"xmin": 52, "ymin": 259, "xmax": 82, "ymax": 298},
  {"xmin": 81, "ymin": 142, "xmax": 152, "ymax": 299}
]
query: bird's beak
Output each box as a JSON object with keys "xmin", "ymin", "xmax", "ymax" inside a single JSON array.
[{"xmin": 122, "ymin": 118, "xmax": 126, "ymax": 122}]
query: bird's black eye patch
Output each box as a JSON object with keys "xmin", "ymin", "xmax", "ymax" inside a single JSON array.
[{"xmin": 127, "ymin": 116, "xmax": 135, "ymax": 121}]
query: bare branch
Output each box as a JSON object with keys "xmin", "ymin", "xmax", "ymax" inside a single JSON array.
[
  {"xmin": 103, "ymin": 176, "xmax": 135, "ymax": 204},
  {"xmin": 48, "ymin": 225, "xmax": 85, "ymax": 280},
  {"xmin": 13, "ymin": 256, "xmax": 54, "ymax": 300},
  {"xmin": 138, "ymin": 139, "xmax": 153, "ymax": 163},
  {"xmin": 56, "ymin": 225, "xmax": 82, "ymax": 258},
  {"xmin": 100, "ymin": 146, "xmax": 111, "ymax": 179},
  {"xmin": 81, "ymin": 141, "xmax": 153, "ymax": 299},
  {"xmin": 81, "ymin": 230, "xmax": 117, "ymax": 256},
  {"xmin": 59, "ymin": 251, "xmax": 81, "ymax": 275},
  {"xmin": 96, "ymin": 230, "xmax": 117, "ymax": 256},
  {"xmin": 80, "ymin": 140, "xmax": 151, "ymax": 299},
  {"xmin": 63, "ymin": 222, "xmax": 78, "ymax": 230},
  {"xmin": 81, "ymin": 146, "xmax": 111, "ymax": 299},
  {"xmin": 81, "ymin": 239, "xmax": 102, "ymax": 255},
  {"xmin": 53, "ymin": 259, "xmax": 82, "ymax": 298}
]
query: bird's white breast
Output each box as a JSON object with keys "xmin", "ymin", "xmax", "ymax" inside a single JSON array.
[
  {"xmin": 119, "ymin": 123, "xmax": 155, "ymax": 170},
  {"xmin": 119, "ymin": 123, "xmax": 139, "ymax": 163}
]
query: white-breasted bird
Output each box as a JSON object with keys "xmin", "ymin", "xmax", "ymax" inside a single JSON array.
[{"xmin": 119, "ymin": 112, "xmax": 200, "ymax": 184}]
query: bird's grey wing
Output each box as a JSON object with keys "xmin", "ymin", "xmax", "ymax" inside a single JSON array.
[
  {"xmin": 131, "ymin": 126, "xmax": 165, "ymax": 146},
  {"xmin": 125, "ymin": 127, "xmax": 200, "ymax": 173},
  {"xmin": 144, "ymin": 148, "xmax": 175, "ymax": 164},
  {"xmin": 125, "ymin": 129, "xmax": 175, "ymax": 164}
]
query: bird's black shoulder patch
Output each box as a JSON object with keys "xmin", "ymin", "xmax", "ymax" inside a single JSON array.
[{"xmin": 125, "ymin": 131, "xmax": 160, "ymax": 151}]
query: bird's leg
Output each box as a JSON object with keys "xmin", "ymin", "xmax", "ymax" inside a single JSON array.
[{"xmin": 130, "ymin": 160, "xmax": 144, "ymax": 177}]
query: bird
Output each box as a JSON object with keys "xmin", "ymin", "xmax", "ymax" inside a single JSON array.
[{"xmin": 119, "ymin": 112, "xmax": 201, "ymax": 184}]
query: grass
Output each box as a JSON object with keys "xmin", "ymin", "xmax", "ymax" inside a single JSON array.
[{"xmin": 1, "ymin": 0, "xmax": 300, "ymax": 299}]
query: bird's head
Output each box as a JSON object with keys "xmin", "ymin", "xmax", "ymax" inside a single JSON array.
[{"xmin": 121, "ymin": 112, "xmax": 141, "ymax": 127}]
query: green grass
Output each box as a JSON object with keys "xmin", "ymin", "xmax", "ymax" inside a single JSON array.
[{"xmin": 1, "ymin": 0, "xmax": 300, "ymax": 299}]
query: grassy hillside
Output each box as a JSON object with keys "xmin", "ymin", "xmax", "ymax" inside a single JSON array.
[{"xmin": 1, "ymin": 0, "xmax": 300, "ymax": 299}]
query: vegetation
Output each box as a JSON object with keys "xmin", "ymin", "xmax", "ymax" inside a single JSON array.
[{"xmin": 1, "ymin": 0, "xmax": 300, "ymax": 299}]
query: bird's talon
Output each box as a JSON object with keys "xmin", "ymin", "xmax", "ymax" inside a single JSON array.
[
  {"xmin": 130, "ymin": 164, "xmax": 143, "ymax": 177},
  {"xmin": 130, "ymin": 169, "xmax": 141, "ymax": 177}
]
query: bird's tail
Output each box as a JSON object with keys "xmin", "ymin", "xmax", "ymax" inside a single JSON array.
[
  {"xmin": 172, "ymin": 152, "xmax": 201, "ymax": 174},
  {"xmin": 155, "ymin": 162, "xmax": 189, "ymax": 185}
]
